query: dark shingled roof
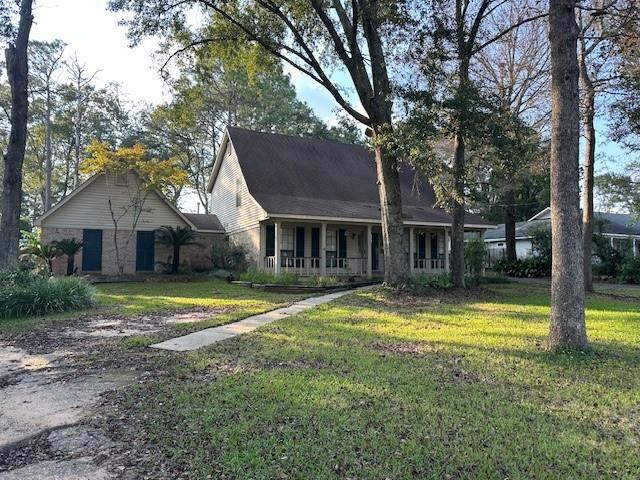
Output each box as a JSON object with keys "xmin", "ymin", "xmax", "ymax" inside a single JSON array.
[
  {"xmin": 182, "ymin": 213, "xmax": 224, "ymax": 232},
  {"xmin": 226, "ymin": 127, "xmax": 492, "ymax": 226},
  {"xmin": 485, "ymin": 211, "xmax": 640, "ymax": 240}
]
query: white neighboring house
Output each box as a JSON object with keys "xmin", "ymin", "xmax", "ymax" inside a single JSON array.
[
  {"xmin": 207, "ymin": 126, "xmax": 494, "ymax": 278},
  {"xmin": 484, "ymin": 207, "xmax": 640, "ymax": 263}
]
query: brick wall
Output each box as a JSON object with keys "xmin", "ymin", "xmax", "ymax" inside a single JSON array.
[
  {"xmin": 42, "ymin": 227, "xmax": 224, "ymax": 275},
  {"xmin": 228, "ymin": 226, "xmax": 261, "ymax": 269}
]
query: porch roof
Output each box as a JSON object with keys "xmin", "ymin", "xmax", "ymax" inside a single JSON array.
[{"xmin": 225, "ymin": 127, "xmax": 494, "ymax": 229}]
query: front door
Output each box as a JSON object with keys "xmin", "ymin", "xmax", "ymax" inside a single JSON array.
[
  {"xmin": 371, "ymin": 232, "xmax": 380, "ymax": 271},
  {"xmin": 136, "ymin": 231, "xmax": 155, "ymax": 272},
  {"xmin": 82, "ymin": 229, "xmax": 102, "ymax": 272}
]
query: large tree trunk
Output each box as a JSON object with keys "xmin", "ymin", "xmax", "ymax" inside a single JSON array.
[
  {"xmin": 504, "ymin": 188, "xmax": 517, "ymax": 261},
  {"xmin": 548, "ymin": 0, "xmax": 588, "ymax": 350},
  {"xmin": 372, "ymin": 134, "xmax": 408, "ymax": 285},
  {"xmin": 450, "ymin": 133, "xmax": 466, "ymax": 288},
  {"xmin": 0, "ymin": 0, "xmax": 33, "ymax": 270},
  {"xmin": 579, "ymin": 52, "xmax": 596, "ymax": 292}
]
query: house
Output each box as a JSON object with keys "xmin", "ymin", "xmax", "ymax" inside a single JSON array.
[
  {"xmin": 484, "ymin": 207, "xmax": 640, "ymax": 263},
  {"xmin": 207, "ymin": 127, "xmax": 494, "ymax": 278},
  {"xmin": 36, "ymin": 171, "xmax": 224, "ymax": 276}
]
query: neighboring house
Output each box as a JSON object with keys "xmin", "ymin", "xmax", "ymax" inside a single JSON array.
[
  {"xmin": 485, "ymin": 207, "xmax": 640, "ymax": 263},
  {"xmin": 207, "ymin": 127, "xmax": 494, "ymax": 278},
  {"xmin": 36, "ymin": 171, "xmax": 224, "ymax": 276}
]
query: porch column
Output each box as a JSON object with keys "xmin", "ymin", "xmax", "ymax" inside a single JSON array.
[
  {"xmin": 321, "ymin": 222, "xmax": 327, "ymax": 275},
  {"xmin": 366, "ymin": 224, "xmax": 372, "ymax": 279},
  {"xmin": 409, "ymin": 227, "xmax": 415, "ymax": 276},
  {"xmin": 444, "ymin": 228, "xmax": 450, "ymax": 272},
  {"xmin": 634, "ymin": 238, "xmax": 638, "ymax": 257},
  {"xmin": 274, "ymin": 221, "xmax": 281, "ymax": 274},
  {"xmin": 610, "ymin": 236, "xmax": 615, "ymax": 248},
  {"xmin": 259, "ymin": 223, "xmax": 266, "ymax": 270}
]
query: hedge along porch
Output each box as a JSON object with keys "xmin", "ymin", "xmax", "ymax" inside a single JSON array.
[{"xmin": 258, "ymin": 219, "xmax": 484, "ymax": 279}]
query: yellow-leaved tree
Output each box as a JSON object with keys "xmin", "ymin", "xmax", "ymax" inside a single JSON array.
[{"xmin": 81, "ymin": 140, "xmax": 187, "ymax": 276}]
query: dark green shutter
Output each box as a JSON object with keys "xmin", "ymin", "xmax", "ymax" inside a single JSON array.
[
  {"xmin": 136, "ymin": 231, "xmax": 155, "ymax": 271},
  {"xmin": 295, "ymin": 227, "xmax": 305, "ymax": 257},
  {"xmin": 266, "ymin": 225, "xmax": 275, "ymax": 256},
  {"xmin": 418, "ymin": 233, "xmax": 426, "ymax": 259},
  {"xmin": 430, "ymin": 233, "xmax": 439, "ymax": 259},
  {"xmin": 311, "ymin": 228, "xmax": 320, "ymax": 257},
  {"xmin": 82, "ymin": 229, "xmax": 103, "ymax": 272},
  {"xmin": 338, "ymin": 229, "xmax": 347, "ymax": 258}
]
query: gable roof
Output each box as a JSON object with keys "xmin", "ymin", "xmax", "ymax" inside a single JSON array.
[
  {"xmin": 485, "ymin": 209, "xmax": 640, "ymax": 240},
  {"xmin": 182, "ymin": 213, "xmax": 224, "ymax": 232},
  {"xmin": 35, "ymin": 172, "xmax": 220, "ymax": 233},
  {"xmin": 210, "ymin": 127, "xmax": 493, "ymax": 227}
]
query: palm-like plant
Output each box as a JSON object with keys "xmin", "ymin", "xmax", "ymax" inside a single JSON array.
[
  {"xmin": 53, "ymin": 238, "xmax": 83, "ymax": 275},
  {"xmin": 20, "ymin": 231, "xmax": 59, "ymax": 273},
  {"xmin": 155, "ymin": 226, "xmax": 199, "ymax": 273}
]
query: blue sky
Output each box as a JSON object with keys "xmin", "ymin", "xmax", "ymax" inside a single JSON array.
[{"xmin": 32, "ymin": 0, "xmax": 632, "ymax": 212}]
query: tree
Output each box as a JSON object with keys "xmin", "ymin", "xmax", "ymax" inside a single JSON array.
[
  {"xmin": 473, "ymin": 6, "xmax": 550, "ymax": 261},
  {"xmin": 595, "ymin": 166, "xmax": 640, "ymax": 216},
  {"xmin": 155, "ymin": 225, "xmax": 198, "ymax": 273},
  {"xmin": 547, "ymin": 0, "xmax": 588, "ymax": 350},
  {"xmin": 109, "ymin": 0, "xmax": 410, "ymax": 284},
  {"xmin": 81, "ymin": 141, "xmax": 187, "ymax": 276},
  {"xmin": 53, "ymin": 237, "xmax": 82, "ymax": 275},
  {"xmin": 576, "ymin": 1, "xmax": 636, "ymax": 291},
  {"xmin": 0, "ymin": 0, "xmax": 33, "ymax": 270},
  {"xmin": 20, "ymin": 230, "xmax": 57, "ymax": 272},
  {"xmin": 29, "ymin": 39, "xmax": 65, "ymax": 211}
]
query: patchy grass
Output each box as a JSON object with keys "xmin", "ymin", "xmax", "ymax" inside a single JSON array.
[
  {"xmin": 114, "ymin": 283, "xmax": 640, "ymax": 479},
  {"xmin": 0, "ymin": 278, "xmax": 309, "ymax": 335}
]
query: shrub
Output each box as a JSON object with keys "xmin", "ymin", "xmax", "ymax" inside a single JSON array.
[
  {"xmin": 464, "ymin": 238, "xmax": 487, "ymax": 285},
  {"xmin": 617, "ymin": 257, "xmax": 640, "ymax": 284},
  {"xmin": 530, "ymin": 226, "xmax": 552, "ymax": 264},
  {"xmin": 211, "ymin": 241, "xmax": 248, "ymax": 273},
  {"xmin": 494, "ymin": 257, "xmax": 550, "ymax": 278},
  {"xmin": 408, "ymin": 273, "xmax": 453, "ymax": 292},
  {"xmin": 0, "ymin": 271, "xmax": 96, "ymax": 318},
  {"xmin": 239, "ymin": 270, "xmax": 299, "ymax": 285}
]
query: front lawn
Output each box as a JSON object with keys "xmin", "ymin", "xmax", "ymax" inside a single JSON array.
[
  {"xmin": 115, "ymin": 283, "xmax": 640, "ymax": 479},
  {"xmin": 0, "ymin": 278, "xmax": 310, "ymax": 335}
]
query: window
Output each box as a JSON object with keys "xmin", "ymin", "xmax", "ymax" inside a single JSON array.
[
  {"xmin": 235, "ymin": 179, "xmax": 242, "ymax": 207},
  {"xmin": 114, "ymin": 172, "xmax": 128, "ymax": 186},
  {"xmin": 280, "ymin": 227, "xmax": 294, "ymax": 266},
  {"xmin": 326, "ymin": 229, "xmax": 337, "ymax": 267}
]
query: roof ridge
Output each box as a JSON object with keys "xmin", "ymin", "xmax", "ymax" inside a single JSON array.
[{"xmin": 226, "ymin": 125, "xmax": 367, "ymax": 149}]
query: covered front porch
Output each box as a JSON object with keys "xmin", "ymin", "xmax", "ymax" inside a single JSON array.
[{"xmin": 259, "ymin": 220, "xmax": 454, "ymax": 278}]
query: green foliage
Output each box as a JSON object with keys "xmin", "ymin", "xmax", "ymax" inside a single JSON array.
[
  {"xmin": 617, "ymin": 257, "xmax": 640, "ymax": 284},
  {"xmin": 53, "ymin": 238, "xmax": 83, "ymax": 256},
  {"xmin": 530, "ymin": 226, "xmax": 552, "ymax": 263},
  {"xmin": 464, "ymin": 238, "xmax": 487, "ymax": 284},
  {"xmin": 0, "ymin": 270, "xmax": 95, "ymax": 318},
  {"xmin": 494, "ymin": 257, "xmax": 551, "ymax": 278},
  {"xmin": 156, "ymin": 226, "xmax": 199, "ymax": 274},
  {"xmin": 408, "ymin": 273, "xmax": 453, "ymax": 292},
  {"xmin": 595, "ymin": 169, "xmax": 640, "ymax": 218},
  {"xmin": 19, "ymin": 230, "xmax": 58, "ymax": 272},
  {"xmin": 211, "ymin": 242, "xmax": 248, "ymax": 273},
  {"xmin": 239, "ymin": 270, "xmax": 299, "ymax": 285}
]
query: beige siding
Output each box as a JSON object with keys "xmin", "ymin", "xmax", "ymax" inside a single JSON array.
[
  {"xmin": 41, "ymin": 172, "xmax": 189, "ymax": 230},
  {"xmin": 210, "ymin": 142, "xmax": 265, "ymax": 234}
]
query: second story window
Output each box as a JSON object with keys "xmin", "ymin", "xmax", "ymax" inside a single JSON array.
[
  {"xmin": 236, "ymin": 179, "xmax": 242, "ymax": 207},
  {"xmin": 115, "ymin": 172, "xmax": 128, "ymax": 186}
]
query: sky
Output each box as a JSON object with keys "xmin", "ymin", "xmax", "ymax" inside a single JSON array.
[{"xmin": 30, "ymin": 0, "xmax": 631, "ymax": 213}]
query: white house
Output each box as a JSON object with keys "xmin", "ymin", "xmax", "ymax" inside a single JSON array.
[{"xmin": 207, "ymin": 127, "xmax": 494, "ymax": 278}]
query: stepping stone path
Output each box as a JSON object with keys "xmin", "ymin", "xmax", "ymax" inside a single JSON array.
[{"xmin": 151, "ymin": 289, "xmax": 358, "ymax": 351}]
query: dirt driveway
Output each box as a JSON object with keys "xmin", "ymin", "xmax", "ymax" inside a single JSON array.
[{"xmin": 0, "ymin": 309, "xmax": 221, "ymax": 479}]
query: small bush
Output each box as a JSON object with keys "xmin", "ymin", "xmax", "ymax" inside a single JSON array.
[
  {"xmin": 494, "ymin": 257, "xmax": 550, "ymax": 278},
  {"xmin": 0, "ymin": 271, "xmax": 96, "ymax": 319},
  {"xmin": 618, "ymin": 257, "xmax": 640, "ymax": 284},
  {"xmin": 239, "ymin": 270, "xmax": 300, "ymax": 285},
  {"xmin": 308, "ymin": 276, "xmax": 340, "ymax": 287},
  {"xmin": 408, "ymin": 273, "xmax": 453, "ymax": 292},
  {"xmin": 211, "ymin": 241, "xmax": 248, "ymax": 273},
  {"xmin": 464, "ymin": 238, "xmax": 487, "ymax": 285}
]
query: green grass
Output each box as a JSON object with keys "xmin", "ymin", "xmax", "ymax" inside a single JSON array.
[
  {"xmin": 0, "ymin": 278, "xmax": 309, "ymax": 335},
  {"xmin": 120, "ymin": 283, "xmax": 640, "ymax": 479}
]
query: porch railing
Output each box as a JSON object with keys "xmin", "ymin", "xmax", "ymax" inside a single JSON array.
[
  {"xmin": 263, "ymin": 256, "xmax": 367, "ymax": 276},
  {"xmin": 414, "ymin": 257, "xmax": 446, "ymax": 273}
]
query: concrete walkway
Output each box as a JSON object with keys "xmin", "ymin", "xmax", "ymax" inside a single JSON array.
[{"xmin": 150, "ymin": 288, "xmax": 358, "ymax": 352}]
